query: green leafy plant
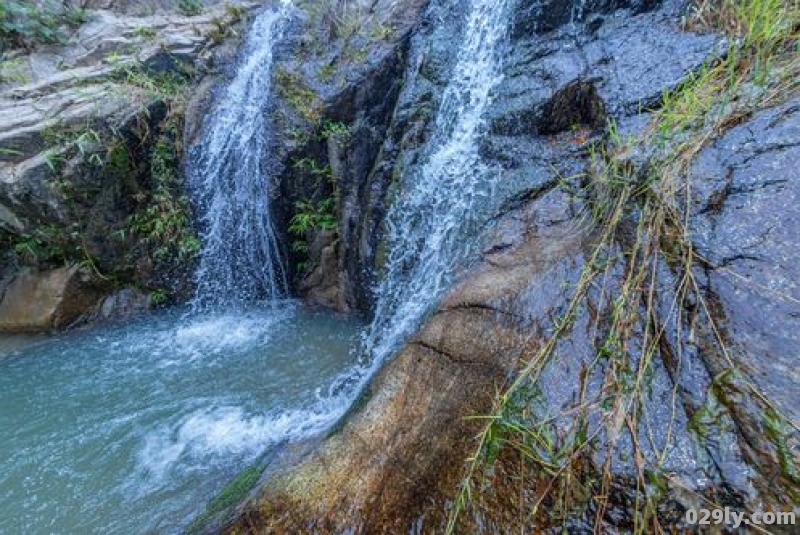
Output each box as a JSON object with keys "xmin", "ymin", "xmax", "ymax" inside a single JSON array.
[
  {"xmin": 11, "ymin": 225, "xmax": 75, "ymax": 265},
  {"xmin": 41, "ymin": 125, "xmax": 104, "ymax": 174},
  {"xmin": 133, "ymin": 25, "xmax": 156, "ymax": 40},
  {"xmin": 289, "ymin": 197, "xmax": 337, "ymax": 270},
  {"xmin": 274, "ymin": 68, "xmax": 321, "ymax": 123},
  {"xmin": 0, "ymin": 0, "xmax": 88, "ymax": 50},
  {"xmin": 224, "ymin": 2, "xmax": 247, "ymax": 21},
  {"xmin": 206, "ymin": 16, "xmax": 231, "ymax": 44},
  {"xmin": 177, "ymin": 0, "xmax": 204, "ymax": 17},
  {"xmin": 292, "ymin": 156, "xmax": 333, "ymax": 181},
  {"xmin": 321, "ymin": 120, "xmax": 351, "ymax": 142},
  {"xmin": 128, "ymin": 125, "xmax": 200, "ymax": 262},
  {"xmin": 289, "ymin": 198, "xmax": 337, "ymax": 236},
  {"xmin": 0, "ymin": 58, "xmax": 28, "ymax": 84},
  {"xmin": 149, "ymin": 288, "xmax": 169, "ymax": 305},
  {"xmin": 108, "ymin": 58, "xmax": 190, "ymax": 103}
]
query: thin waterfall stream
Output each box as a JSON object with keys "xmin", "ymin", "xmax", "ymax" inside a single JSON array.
[
  {"xmin": 187, "ymin": 1, "xmax": 291, "ymax": 309},
  {"xmin": 361, "ymin": 0, "xmax": 511, "ymax": 369}
]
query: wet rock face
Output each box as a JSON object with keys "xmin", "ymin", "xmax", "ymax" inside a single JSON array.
[
  {"xmin": 231, "ymin": 0, "xmax": 799, "ymax": 532},
  {"xmin": 0, "ymin": 1, "xmax": 246, "ymax": 330},
  {"xmin": 690, "ymin": 98, "xmax": 800, "ymax": 426},
  {"xmin": 327, "ymin": 0, "xmax": 720, "ymax": 311},
  {"xmin": 238, "ymin": 92, "xmax": 800, "ymax": 530},
  {"xmin": 266, "ymin": 0, "xmax": 427, "ymax": 312},
  {"xmin": 92, "ymin": 287, "xmax": 152, "ymax": 323},
  {"xmin": 513, "ymin": 0, "xmax": 666, "ymax": 37}
]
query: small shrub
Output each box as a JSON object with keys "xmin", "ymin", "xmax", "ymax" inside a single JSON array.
[
  {"xmin": 129, "ymin": 122, "xmax": 200, "ymax": 262},
  {"xmin": 321, "ymin": 120, "xmax": 351, "ymax": 142},
  {"xmin": 149, "ymin": 288, "xmax": 169, "ymax": 305},
  {"xmin": 274, "ymin": 68, "xmax": 321, "ymax": 123},
  {"xmin": 133, "ymin": 25, "xmax": 156, "ymax": 40},
  {"xmin": 12, "ymin": 225, "xmax": 74, "ymax": 265},
  {"xmin": 177, "ymin": 0, "xmax": 204, "ymax": 17},
  {"xmin": 289, "ymin": 197, "xmax": 337, "ymax": 271},
  {"xmin": 0, "ymin": 0, "xmax": 88, "ymax": 50},
  {"xmin": 0, "ymin": 58, "xmax": 28, "ymax": 84},
  {"xmin": 224, "ymin": 1, "xmax": 246, "ymax": 21},
  {"xmin": 206, "ymin": 16, "xmax": 229, "ymax": 44},
  {"xmin": 289, "ymin": 198, "xmax": 338, "ymax": 236}
]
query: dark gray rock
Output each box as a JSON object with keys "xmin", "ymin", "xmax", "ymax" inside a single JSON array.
[
  {"xmin": 690, "ymin": 98, "xmax": 800, "ymax": 426},
  {"xmin": 267, "ymin": 0, "xmax": 428, "ymax": 313},
  {"xmin": 94, "ymin": 287, "xmax": 152, "ymax": 323}
]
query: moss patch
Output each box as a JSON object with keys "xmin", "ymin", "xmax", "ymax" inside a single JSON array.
[{"xmin": 186, "ymin": 463, "xmax": 264, "ymax": 534}]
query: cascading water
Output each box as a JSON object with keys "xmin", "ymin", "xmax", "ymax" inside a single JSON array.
[
  {"xmin": 0, "ymin": 0, "xmax": 515, "ymax": 531},
  {"xmin": 361, "ymin": 0, "xmax": 512, "ymax": 367},
  {"xmin": 187, "ymin": 1, "xmax": 292, "ymax": 309},
  {"xmin": 0, "ymin": 3, "xmax": 364, "ymax": 533}
]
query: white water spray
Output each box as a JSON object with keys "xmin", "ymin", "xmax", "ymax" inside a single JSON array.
[
  {"xmin": 361, "ymin": 0, "xmax": 512, "ymax": 367},
  {"xmin": 187, "ymin": 2, "xmax": 294, "ymax": 309}
]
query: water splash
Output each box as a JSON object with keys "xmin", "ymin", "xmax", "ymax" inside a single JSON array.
[
  {"xmin": 136, "ymin": 403, "xmax": 341, "ymax": 483},
  {"xmin": 361, "ymin": 0, "xmax": 512, "ymax": 366},
  {"xmin": 187, "ymin": 2, "xmax": 294, "ymax": 309},
  {"xmin": 0, "ymin": 305, "xmax": 362, "ymax": 534}
]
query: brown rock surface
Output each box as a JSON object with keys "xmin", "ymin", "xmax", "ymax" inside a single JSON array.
[{"xmin": 0, "ymin": 265, "xmax": 104, "ymax": 332}]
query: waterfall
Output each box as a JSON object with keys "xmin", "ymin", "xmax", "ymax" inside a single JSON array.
[
  {"xmin": 361, "ymin": 0, "xmax": 511, "ymax": 365},
  {"xmin": 187, "ymin": 2, "xmax": 293, "ymax": 310}
]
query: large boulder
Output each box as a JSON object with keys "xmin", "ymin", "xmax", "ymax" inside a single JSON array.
[
  {"xmin": 0, "ymin": 265, "xmax": 105, "ymax": 332},
  {"xmin": 229, "ymin": 96, "xmax": 800, "ymax": 531}
]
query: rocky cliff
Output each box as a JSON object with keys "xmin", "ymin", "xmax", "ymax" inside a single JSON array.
[
  {"xmin": 2, "ymin": 0, "xmax": 797, "ymax": 532},
  {"xmin": 215, "ymin": 0, "xmax": 799, "ymax": 532},
  {"xmin": 0, "ymin": 0, "xmax": 254, "ymax": 330}
]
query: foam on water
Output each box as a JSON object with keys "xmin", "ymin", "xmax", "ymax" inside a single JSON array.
[
  {"xmin": 0, "ymin": 306, "xmax": 362, "ymax": 533},
  {"xmin": 137, "ymin": 402, "xmax": 346, "ymax": 483},
  {"xmin": 115, "ymin": 302, "xmax": 296, "ymax": 366}
]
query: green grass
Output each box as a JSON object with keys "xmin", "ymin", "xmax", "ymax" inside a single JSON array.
[
  {"xmin": 274, "ymin": 68, "xmax": 322, "ymax": 124},
  {"xmin": 0, "ymin": 58, "xmax": 28, "ymax": 84},
  {"xmin": 177, "ymin": 0, "xmax": 204, "ymax": 17},
  {"xmin": 446, "ymin": 1, "xmax": 800, "ymax": 532},
  {"xmin": 132, "ymin": 25, "xmax": 156, "ymax": 40}
]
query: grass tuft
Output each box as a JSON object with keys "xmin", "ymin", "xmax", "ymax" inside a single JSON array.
[{"xmin": 446, "ymin": 1, "xmax": 800, "ymax": 532}]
